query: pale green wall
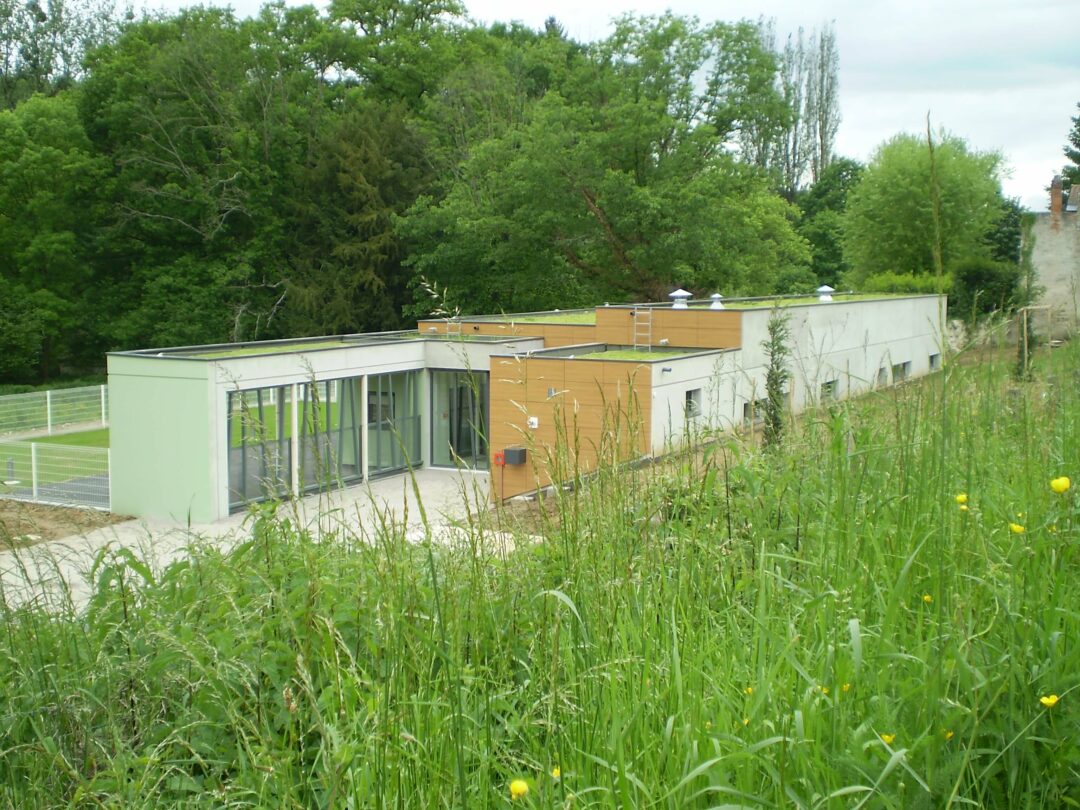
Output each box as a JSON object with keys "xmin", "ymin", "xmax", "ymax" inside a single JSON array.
[{"xmin": 108, "ymin": 355, "xmax": 213, "ymax": 522}]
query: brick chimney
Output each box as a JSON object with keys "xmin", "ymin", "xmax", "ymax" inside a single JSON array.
[{"xmin": 1050, "ymin": 174, "xmax": 1063, "ymax": 227}]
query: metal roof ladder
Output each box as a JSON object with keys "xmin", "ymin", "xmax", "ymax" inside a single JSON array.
[{"xmin": 632, "ymin": 306, "xmax": 653, "ymax": 352}]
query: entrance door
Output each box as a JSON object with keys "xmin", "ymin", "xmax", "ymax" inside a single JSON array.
[{"xmin": 431, "ymin": 370, "xmax": 489, "ymax": 469}]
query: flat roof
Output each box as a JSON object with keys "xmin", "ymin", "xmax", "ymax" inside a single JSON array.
[
  {"xmin": 426, "ymin": 292, "xmax": 935, "ymax": 322},
  {"xmin": 111, "ymin": 331, "xmax": 526, "ymax": 361}
]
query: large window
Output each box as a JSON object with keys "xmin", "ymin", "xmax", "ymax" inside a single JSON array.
[
  {"xmin": 431, "ymin": 370, "xmax": 489, "ymax": 469},
  {"xmin": 368, "ymin": 371, "xmax": 422, "ymax": 476},
  {"xmin": 227, "ymin": 378, "xmax": 363, "ymax": 512}
]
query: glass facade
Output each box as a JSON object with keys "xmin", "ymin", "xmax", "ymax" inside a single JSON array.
[
  {"xmin": 227, "ymin": 378, "xmax": 363, "ymax": 512},
  {"xmin": 431, "ymin": 370, "xmax": 489, "ymax": 469},
  {"xmin": 368, "ymin": 371, "xmax": 422, "ymax": 476}
]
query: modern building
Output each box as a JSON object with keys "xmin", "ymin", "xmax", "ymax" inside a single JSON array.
[{"xmin": 107, "ymin": 292, "xmax": 946, "ymax": 521}]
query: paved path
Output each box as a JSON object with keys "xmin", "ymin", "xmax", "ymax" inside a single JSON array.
[{"xmin": 0, "ymin": 468, "xmax": 493, "ymax": 611}]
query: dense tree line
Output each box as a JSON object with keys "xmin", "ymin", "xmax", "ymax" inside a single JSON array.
[{"xmin": 0, "ymin": 0, "xmax": 1019, "ymax": 384}]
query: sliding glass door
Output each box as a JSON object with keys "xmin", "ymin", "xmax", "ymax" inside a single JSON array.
[
  {"xmin": 431, "ymin": 370, "xmax": 489, "ymax": 469},
  {"xmin": 227, "ymin": 377, "xmax": 363, "ymax": 512},
  {"xmin": 368, "ymin": 371, "xmax": 422, "ymax": 476}
]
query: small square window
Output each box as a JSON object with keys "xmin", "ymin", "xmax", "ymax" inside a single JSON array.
[
  {"xmin": 821, "ymin": 380, "xmax": 839, "ymax": 401},
  {"xmin": 877, "ymin": 367, "xmax": 888, "ymax": 387},
  {"xmin": 743, "ymin": 397, "xmax": 769, "ymax": 425},
  {"xmin": 929, "ymin": 353, "xmax": 941, "ymax": 371},
  {"xmin": 892, "ymin": 361, "xmax": 911, "ymax": 383},
  {"xmin": 685, "ymin": 388, "xmax": 702, "ymax": 418}
]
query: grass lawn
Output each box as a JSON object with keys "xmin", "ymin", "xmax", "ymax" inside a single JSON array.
[
  {"xmin": 0, "ymin": 427, "xmax": 110, "ymax": 489},
  {"xmin": 504, "ymin": 310, "xmax": 597, "ymax": 324},
  {"xmin": 574, "ymin": 348, "xmax": 694, "ymax": 360},
  {"xmin": 35, "ymin": 428, "xmax": 110, "ymax": 448}
]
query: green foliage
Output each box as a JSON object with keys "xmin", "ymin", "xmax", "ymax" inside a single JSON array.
[
  {"xmin": 1064, "ymin": 101, "xmax": 1080, "ymax": 187},
  {"xmin": 842, "ymin": 132, "xmax": 1003, "ymax": 284},
  {"xmin": 861, "ymin": 271, "xmax": 952, "ymax": 295},
  {"xmin": 949, "ymin": 257, "xmax": 1020, "ymax": 322},
  {"xmin": 0, "ymin": 92, "xmax": 109, "ymax": 378},
  {"xmin": 796, "ymin": 157, "xmax": 863, "ymax": 285},
  {"xmin": 1, "ymin": 346, "xmax": 1078, "ymax": 806},
  {"xmin": 402, "ymin": 15, "xmax": 812, "ymax": 314},
  {"xmin": 761, "ymin": 309, "xmax": 791, "ymax": 448}
]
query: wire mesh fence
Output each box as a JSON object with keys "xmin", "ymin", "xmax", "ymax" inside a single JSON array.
[
  {"xmin": 0, "ymin": 440, "xmax": 110, "ymax": 510},
  {"xmin": 0, "ymin": 385, "xmax": 109, "ymax": 436}
]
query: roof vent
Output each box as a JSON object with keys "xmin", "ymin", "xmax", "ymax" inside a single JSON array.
[
  {"xmin": 709, "ymin": 293, "xmax": 724, "ymax": 310},
  {"xmin": 817, "ymin": 285, "xmax": 835, "ymax": 303},
  {"xmin": 669, "ymin": 288, "xmax": 692, "ymax": 309}
]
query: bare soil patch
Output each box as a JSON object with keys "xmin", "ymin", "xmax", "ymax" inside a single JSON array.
[{"xmin": 0, "ymin": 500, "xmax": 129, "ymax": 548}]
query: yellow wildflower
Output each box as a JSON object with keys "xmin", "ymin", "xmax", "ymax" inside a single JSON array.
[
  {"xmin": 959, "ymin": 504, "xmax": 969, "ymax": 512},
  {"xmin": 842, "ymin": 683, "xmax": 851, "ymax": 693},
  {"xmin": 744, "ymin": 686, "xmax": 754, "ymax": 696},
  {"xmin": 819, "ymin": 685, "xmax": 830, "ymax": 695},
  {"xmin": 551, "ymin": 766, "xmax": 561, "ymax": 779},
  {"xmin": 944, "ymin": 730, "xmax": 954, "ymax": 741},
  {"xmin": 510, "ymin": 779, "xmax": 529, "ymax": 800},
  {"xmin": 704, "ymin": 721, "xmax": 712, "ymax": 731},
  {"xmin": 955, "ymin": 493, "xmax": 968, "ymax": 505},
  {"xmin": 1051, "ymin": 476, "xmax": 1071, "ymax": 494},
  {"xmin": 922, "ymin": 594, "xmax": 933, "ymax": 604},
  {"xmin": 880, "ymin": 733, "xmax": 896, "ymax": 745},
  {"xmin": 742, "ymin": 717, "xmax": 749, "ymax": 726},
  {"xmin": 1040, "ymin": 694, "xmax": 1059, "ymax": 708},
  {"xmin": 1009, "ymin": 522, "xmax": 1025, "ymax": 535}
]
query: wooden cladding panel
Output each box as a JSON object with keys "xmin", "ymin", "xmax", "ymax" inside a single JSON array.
[
  {"xmin": 591, "ymin": 308, "xmax": 742, "ymax": 349},
  {"xmin": 419, "ymin": 309, "xmax": 740, "ymax": 350},
  {"xmin": 488, "ymin": 355, "xmax": 653, "ymax": 500}
]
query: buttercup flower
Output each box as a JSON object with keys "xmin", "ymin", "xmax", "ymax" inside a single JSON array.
[
  {"xmin": 955, "ymin": 493, "xmax": 968, "ymax": 505},
  {"xmin": 1040, "ymin": 694, "xmax": 1059, "ymax": 708},
  {"xmin": 922, "ymin": 594, "xmax": 933, "ymax": 604},
  {"xmin": 1009, "ymin": 522, "xmax": 1025, "ymax": 535},
  {"xmin": 959, "ymin": 504, "xmax": 969, "ymax": 512},
  {"xmin": 944, "ymin": 730, "xmax": 954, "ymax": 741},
  {"xmin": 510, "ymin": 779, "xmax": 529, "ymax": 799},
  {"xmin": 841, "ymin": 683, "xmax": 851, "ymax": 693},
  {"xmin": 819, "ymin": 685, "xmax": 830, "ymax": 695},
  {"xmin": 880, "ymin": 733, "xmax": 896, "ymax": 745},
  {"xmin": 551, "ymin": 766, "xmax": 561, "ymax": 779},
  {"xmin": 744, "ymin": 686, "xmax": 754, "ymax": 695},
  {"xmin": 1051, "ymin": 476, "xmax": 1071, "ymax": 494}
]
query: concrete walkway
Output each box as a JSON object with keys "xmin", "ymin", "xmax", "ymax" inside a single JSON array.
[{"xmin": 0, "ymin": 468, "xmax": 493, "ymax": 611}]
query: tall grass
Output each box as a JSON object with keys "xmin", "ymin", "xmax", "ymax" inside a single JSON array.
[{"xmin": 1, "ymin": 345, "xmax": 1077, "ymax": 807}]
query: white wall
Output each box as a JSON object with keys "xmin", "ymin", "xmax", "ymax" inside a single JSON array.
[
  {"xmin": 647, "ymin": 296, "xmax": 945, "ymax": 456},
  {"xmin": 738, "ymin": 296, "xmax": 945, "ymax": 412},
  {"xmin": 649, "ymin": 350, "xmax": 740, "ymax": 455}
]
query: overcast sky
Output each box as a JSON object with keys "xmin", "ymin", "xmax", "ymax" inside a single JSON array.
[{"xmin": 157, "ymin": 0, "xmax": 1078, "ymax": 211}]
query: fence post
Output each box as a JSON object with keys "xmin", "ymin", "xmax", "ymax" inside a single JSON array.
[
  {"xmin": 107, "ymin": 448, "xmax": 112, "ymax": 510},
  {"xmin": 31, "ymin": 442, "xmax": 38, "ymax": 499},
  {"xmin": 101, "ymin": 384, "xmax": 108, "ymax": 426},
  {"xmin": 46, "ymin": 390, "xmax": 53, "ymax": 435}
]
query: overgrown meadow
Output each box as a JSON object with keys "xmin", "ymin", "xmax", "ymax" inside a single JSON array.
[{"xmin": 1, "ymin": 344, "xmax": 1077, "ymax": 808}]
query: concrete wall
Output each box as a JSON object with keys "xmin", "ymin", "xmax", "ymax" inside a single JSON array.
[
  {"xmin": 738, "ymin": 296, "xmax": 944, "ymax": 413},
  {"xmin": 1030, "ymin": 211, "xmax": 1080, "ymax": 336},
  {"xmin": 108, "ymin": 355, "xmax": 214, "ymax": 522},
  {"xmin": 649, "ymin": 351, "xmax": 739, "ymax": 454}
]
